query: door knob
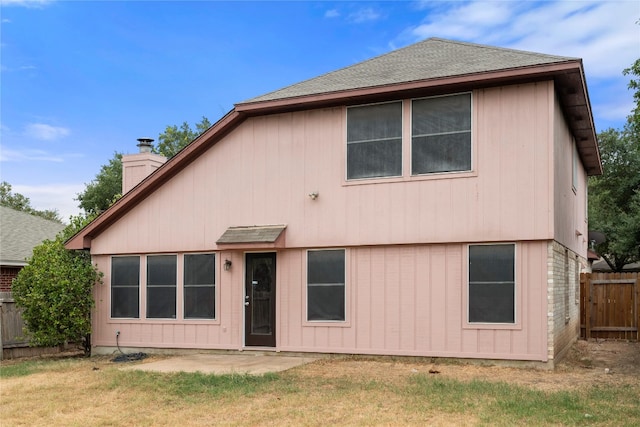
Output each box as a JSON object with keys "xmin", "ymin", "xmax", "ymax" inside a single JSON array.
[{"xmin": 244, "ymin": 301, "xmax": 250, "ymax": 306}]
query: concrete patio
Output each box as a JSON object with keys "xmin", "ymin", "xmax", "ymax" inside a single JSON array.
[{"xmin": 118, "ymin": 353, "xmax": 319, "ymax": 375}]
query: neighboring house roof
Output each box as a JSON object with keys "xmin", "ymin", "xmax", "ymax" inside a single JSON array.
[
  {"xmin": 592, "ymin": 259, "xmax": 640, "ymax": 272},
  {"xmin": 65, "ymin": 37, "xmax": 602, "ymax": 250},
  {"xmin": 0, "ymin": 206, "xmax": 65, "ymax": 266}
]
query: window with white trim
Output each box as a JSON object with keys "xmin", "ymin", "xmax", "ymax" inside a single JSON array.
[
  {"xmin": 572, "ymin": 138, "xmax": 578, "ymax": 192},
  {"xmin": 347, "ymin": 101, "xmax": 402, "ymax": 180},
  {"xmin": 307, "ymin": 249, "xmax": 346, "ymax": 321},
  {"xmin": 468, "ymin": 244, "xmax": 515, "ymax": 323},
  {"xmin": 184, "ymin": 253, "xmax": 215, "ymax": 319},
  {"xmin": 412, "ymin": 93, "xmax": 471, "ymax": 175},
  {"xmin": 146, "ymin": 255, "xmax": 177, "ymax": 319},
  {"xmin": 111, "ymin": 256, "xmax": 140, "ymax": 318}
]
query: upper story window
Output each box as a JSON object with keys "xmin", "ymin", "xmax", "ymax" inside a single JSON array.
[
  {"xmin": 346, "ymin": 101, "xmax": 402, "ymax": 180},
  {"xmin": 572, "ymin": 138, "xmax": 579, "ymax": 192},
  {"xmin": 412, "ymin": 93, "xmax": 472, "ymax": 175},
  {"xmin": 346, "ymin": 93, "xmax": 472, "ymax": 181}
]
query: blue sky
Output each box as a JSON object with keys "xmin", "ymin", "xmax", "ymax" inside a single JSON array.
[{"xmin": 1, "ymin": 0, "xmax": 639, "ymax": 221}]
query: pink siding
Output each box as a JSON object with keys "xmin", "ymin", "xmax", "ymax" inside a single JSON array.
[
  {"xmin": 88, "ymin": 81, "xmax": 573, "ymax": 361},
  {"xmin": 553, "ymin": 91, "xmax": 589, "ymax": 258},
  {"xmin": 91, "ymin": 82, "xmax": 556, "ymax": 256},
  {"xmin": 92, "ymin": 242, "xmax": 548, "ymax": 361},
  {"xmin": 121, "ymin": 152, "xmax": 167, "ymax": 194}
]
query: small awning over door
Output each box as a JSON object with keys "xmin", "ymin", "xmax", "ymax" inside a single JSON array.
[{"xmin": 216, "ymin": 224, "xmax": 287, "ymax": 249}]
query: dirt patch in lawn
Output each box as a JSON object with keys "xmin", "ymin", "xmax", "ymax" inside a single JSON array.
[{"xmin": 299, "ymin": 339, "xmax": 640, "ymax": 392}]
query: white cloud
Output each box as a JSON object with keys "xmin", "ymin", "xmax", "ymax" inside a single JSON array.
[
  {"xmin": 409, "ymin": 1, "xmax": 639, "ymax": 78},
  {"xmin": 24, "ymin": 123, "xmax": 70, "ymax": 141},
  {"xmin": 13, "ymin": 183, "xmax": 84, "ymax": 222},
  {"xmin": 0, "ymin": 147, "xmax": 64, "ymax": 162},
  {"xmin": 325, "ymin": 9, "xmax": 339, "ymax": 19},
  {"xmin": 0, "ymin": 0, "xmax": 54, "ymax": 8},
  {"xmin": 2, "ymin": 18, "xmax": 11, "ymax": 23},
  {"xmin": 404, "ymin": 0, "xmax": 639, "ymax": 125},
  {"xmin": 349, "ymin": 7, "xmax": 381, "ymax": 23}
]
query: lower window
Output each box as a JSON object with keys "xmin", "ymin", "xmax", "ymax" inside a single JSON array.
[
  {"xmin": 147, "ymin": 255, "xmax": 177, "ymax": 319},
  {"xmin": 111, "ymin": 256, "xmax": 140, "ymax": 318},
  {"xmin": 307, "ymin": 249, "xmax": 345, "ymax": 321},
  {"xmin": 184, "ymin": 253, "xmax": 215, "ymax": 319},
  {"xmin": 468, "ymin": 244, "xmax": 515, "ymax": 323}
]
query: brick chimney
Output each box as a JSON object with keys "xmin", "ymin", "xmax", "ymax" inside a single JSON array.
[{"xmin": 121, "ymin": 138, "xmax": 167, "ymax": 194}]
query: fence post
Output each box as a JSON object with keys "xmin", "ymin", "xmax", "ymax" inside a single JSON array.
[
  {"xmin": 585, "ymin": 273, "xmax": 591, "ymax": 340},
  {"xmin": 0, "ymin": 300, "xmax": 4, "ymax": 361}
]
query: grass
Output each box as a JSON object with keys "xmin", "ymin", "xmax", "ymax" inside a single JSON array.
[{"xmin": 1, "ymin": 356, "xmax": 639, "ymax": 426}]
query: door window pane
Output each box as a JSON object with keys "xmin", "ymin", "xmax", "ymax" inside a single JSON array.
[
  {"xmin": 111, "ymin": 256, "xmax": 139, "ymax": 318},
  {"xmin": 307, "ymin": 249, "xmax": 345, "ymax": 321},
  {"xmin": 251, "ymin": 257, "xmax": 274, "ymax": 335},
  {"xmin": 468, "ymin": 244, "xmax": 515, "ymax": 323},
  {"xmin": 147, "ymin": 255, "xmax": 176, "ymax": 319},
  {"xmin": 347, "ymin": 102, "xmax": 402, "ymax": 179},
  {"xmin": 412, "ymin": 93, "xmax": 471, "ymax": 175},
  {"xmin": 184, "ymin": 254, "xmax": 215, "ymax": 319}
]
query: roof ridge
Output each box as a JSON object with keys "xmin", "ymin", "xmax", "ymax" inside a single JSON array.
[{"xmin": 429, "ymin": 37, "xmax": 579, "ymax": 61}]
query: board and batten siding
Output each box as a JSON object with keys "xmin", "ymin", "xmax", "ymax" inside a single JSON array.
[
  {"xmin": 88, "ymin": 80, "xmax": 566, "ymax": 361},
  {"xmin": 92, "ymin": 242, "xmax": 548, "ymax": 361},
  {"xmin": 90, "ymin": 82, "xmax": 556, "ymax": 256},
  {"xmin": 553, "ymin": 90, "xmax": 589, "ymax": 258}
]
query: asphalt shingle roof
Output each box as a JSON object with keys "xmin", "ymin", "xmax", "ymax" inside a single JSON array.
[
  {"xmin": 241, "ymin": 38, "xmax": 577, "ymax": 104},
  {"xmin": 0, "ymin": 206, "xmax": 65, "ymax": 265},
  {"xmin": 217, "ymin": 225, "xmax": 286, "ymax": 244}
]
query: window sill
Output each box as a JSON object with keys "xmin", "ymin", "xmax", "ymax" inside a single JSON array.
[
  {"xmin": 303, "ymin": 320, "xmax": 351, "ymax": 328},
  {"xmin": 343, "ymin": 170, "xmax": 477, "ymax": 186},
  {"xmin": 463, "ymin": 321, "xmax": 522, "ymax": 331}
]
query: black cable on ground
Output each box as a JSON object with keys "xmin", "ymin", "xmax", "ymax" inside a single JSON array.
[{"xmin": 111, "ymin": 332, "xmax": 148, "ymax": 363}]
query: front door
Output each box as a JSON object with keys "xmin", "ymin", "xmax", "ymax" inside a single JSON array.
[{"xmin": 245, "ymin": 253, "xmax": 276, "ymax": 347}]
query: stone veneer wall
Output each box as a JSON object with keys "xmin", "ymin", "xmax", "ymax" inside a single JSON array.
[{"xmin": 547, "ymin": 241, "xmax": 583, "ymax": 363}]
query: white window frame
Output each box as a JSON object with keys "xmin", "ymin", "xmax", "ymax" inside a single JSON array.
[
  {"xmin": 146, "ymin": 254, "xmax": 178, "ymax": 320},
  {"xmin": 465, "ymin": 243, "xmax": 518, "ymax": 328},
  {"xmin": 110, "ymin": 255, "xmax": 141, "ymax": 319},
  {"xmin": 183, "ymin": 253, "xmax": 217, "ymax": 320},
  {"xmin": 305, "ymin": 248, "xmax": 347, "ymax": 323},
  {"xmin": 345, "ymin": 101, "xmax": 403, "ymax": 181},
  {"xmin": 410, "ymin": 92, "xmax": 473, "ymax": 176}
]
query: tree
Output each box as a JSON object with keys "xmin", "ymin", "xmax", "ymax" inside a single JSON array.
[
  {"xmin": 76, "ymin": 153, "xmax": 123, "ymax": 215},
  {"xmin": 12, "ymin": 214, "xmax": 103, "ymax": 350},
  {"xmin": 623, "ymin": 57, "xmax": 640, "ymax": 134},
  {"xmin": 75, "ymin": 117, "xmax": 211, "ymax": 215},
  {"xmin": 0, "ymin": 181, "xmax": 63, "ymax": 223},
  {"xmin": 155, "ymin": 116, "xmax": 211, "ymax": 158},
  {"xmin": 588, "ymin": 57, "xmax": 640, "ymax": 271}
]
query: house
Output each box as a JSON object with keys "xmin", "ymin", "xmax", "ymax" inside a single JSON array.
[
  {"xmin": 66, "ymin": 38, "xmax": 602, "ymax": 366},
  {"xmin": 1, "ymin": 206, "xmax": 65, "ymax": 295},
  {"xmin": 1, "ymin": 206, "xmax": 65, "ymax": 358}
]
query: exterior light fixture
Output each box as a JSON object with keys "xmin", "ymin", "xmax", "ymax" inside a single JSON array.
[
  {"xmin": 224, "ymin": 259, "xmax": 232, "ymax": 271},
  {"xmin": 308, "ymin": 191, "xmax": 319, "ymax": 200}
]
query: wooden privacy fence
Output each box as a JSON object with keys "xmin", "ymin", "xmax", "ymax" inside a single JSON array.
[
  {"xmin": 0, "ymin": 297, "xmax": 29, "ymax": 360},
  {"xmin": 580, "ymin": 272, "xmax": 639, "ymax": 341}
]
